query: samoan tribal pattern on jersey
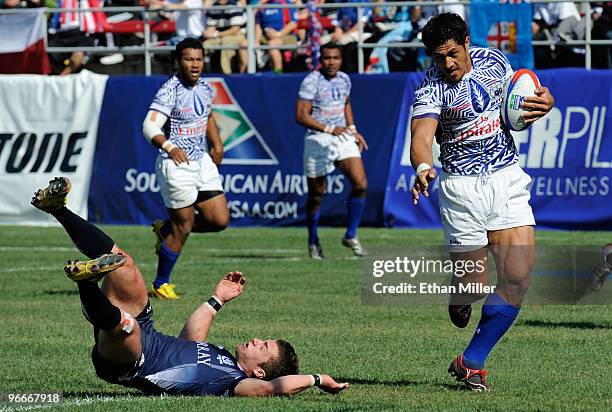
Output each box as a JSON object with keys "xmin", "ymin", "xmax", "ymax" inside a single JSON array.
[
  {"xmin": 412, "ymin": 47, "xmax": 517, "ymax": 175},
  {"xmin": 150, "ymin": 76, "xmax": 213, "ymax": 161},
  {"xmin": 130, "ymin": 329, "xmax": 247, "ymax": 396},
  {"xmin": 298, "ymin": 70, "xmax": 351, "ymax": 135}
]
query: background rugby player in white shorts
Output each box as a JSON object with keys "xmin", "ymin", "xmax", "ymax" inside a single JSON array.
[
  {"xmin": 143, "ymin": 38, "xmax": 229, "ymax": 299},
  {"xmin": 410, "ymin": 14, "xmax": 554, "ymax": 391},
  {"xmin": 296, "ymin": 42, "xmax": 369, "ymax": 259}
]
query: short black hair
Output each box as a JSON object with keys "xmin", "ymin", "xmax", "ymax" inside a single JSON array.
[
  {"xmin": 260, "ymin": 340, "xmax": 299, "ymax": 381},
  {"xmin": 422, "ymin": 13, "xmax": 469, "ymax": 52},
  {"xmin": 320, "ymin": 42, "xmax": 342, "ymax": 56},
  {"xmin": 174, "ymin": 37, "xmax": 204, "ymax": 62}
]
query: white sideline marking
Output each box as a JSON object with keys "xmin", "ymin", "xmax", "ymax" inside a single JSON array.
[
  {"xmin": 2, "ymin": 266, "xmax": 58, "ymax": 273},
  {"xmin": 0, "ymin": 246, "xmax": 74, "ymax": 252},
  {"xmin": 0, "ymin": 249, "xmax": 356, "ymax": 274},
  {"xmin": 204, "ymin": 248, "xmax": 301, "ymax": 254},
  {"xmin": 0, "ymin": 246, "xmax": 301, "ymax": 254}
]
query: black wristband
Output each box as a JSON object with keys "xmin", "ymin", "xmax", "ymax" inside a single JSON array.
[
  {"xmin": 207, "ymin": 296, "xmax": 222, "ymax": 312},
  {"xmin": 312, "ymin": 374, "xmax": 322, "ymax": 387}
]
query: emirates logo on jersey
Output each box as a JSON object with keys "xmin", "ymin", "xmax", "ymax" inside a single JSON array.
[{"xmin": 469, "ymin": 79, "xmax": 490, "ymax": 113}]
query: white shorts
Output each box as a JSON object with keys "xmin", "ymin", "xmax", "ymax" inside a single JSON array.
[
  {"xmin": 303, "ymin": 132, "xmax": 361, "ymax": 178},
  {"xmin": 439, "ymin": 163, "xmax": 535, "ymax": 252},
  {"xmin": 155, "ymin": 153, "xmax": 223, "ymax": 209}
]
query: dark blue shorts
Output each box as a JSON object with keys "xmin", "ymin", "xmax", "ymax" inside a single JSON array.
[{"xmin": 91, "ymin": 301, "xmax": 154, "ymax": 386}]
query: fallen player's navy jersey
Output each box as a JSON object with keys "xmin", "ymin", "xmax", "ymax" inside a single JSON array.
[
  {"xmin": 118, "ymin": 309, "xmax": 247, "ymax": 397},
  {"xmin": 135, "ymin": 332, "xmax": 246, "ymax": 396}
]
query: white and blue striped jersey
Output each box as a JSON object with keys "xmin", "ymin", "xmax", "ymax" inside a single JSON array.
[
  {"xmin": 412, "ymin": 47, "xmax": 516, "ymax": 175},
  {"xmin": 150, "ymin": 75, "xmax": 213, "ymax": 161},
  {"xmin": 298, "ymin": 70, "xmax": 351, "ymax": 135}
]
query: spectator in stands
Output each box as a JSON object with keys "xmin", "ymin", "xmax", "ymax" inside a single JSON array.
[
  {"xmin": 203, "ymin": 0, "xmax": 248, "ymax": 73},
  {"xmin": 366, "ymin": 2, "xmax": 425, "ymax": 73},
  {"xmin": 591, "ymin": 3, "xmax": 611, "ymax": 68},
  {"xmin": 47, "ymin": 0, "xmax": 98, "ymax": 75},
  {"xmin": 438, "ymin": 0, "xmax": 465, "ymax": 20},
  {"xmin": 315, "ymin": 0, "xmax": 373, "ymax": 72},
  {"xmin": 1, "ymin": 0, "xmax": 21, "ymax": 7},
  {"xmin": 532, "ymin": 2, "xmax": 586, "ymax": 67},
  {"xmin": 255, "ymin": 0, "xmax": 299, "ymax": 73},
  {"xmin": 533, "ymin": 2, "xmax": 585, "ymax": 41},
  {"xmin": 326, "ymin": 0, "xmax": 372, "ymax": 45},
  {"xmin": 151, "ymin": 0, "xmax": 206, "ymax": 42},
  {"xmin": 2, "ymin": 0, "xmax": 55, "ymax": 9}
]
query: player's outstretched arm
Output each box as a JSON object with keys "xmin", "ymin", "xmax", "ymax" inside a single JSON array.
[
  {"xmin": 179, "ymin": 272, "xmax": 246, "ymax": 341},
  {"xmin": 410, "ymin": 117, "xmax": 438, "ymax": 205},
  {"xmin": 234, "ymin": 374, "xmax": 350, "ymax": 397}
]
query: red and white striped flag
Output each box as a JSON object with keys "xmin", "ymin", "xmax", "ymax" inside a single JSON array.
[
  {"xmin": 59, "ymin": 0, "xmax": 109, "ymax": 33},
  {"xmin": 0, "ymin": 10, "xmax": 51, "ymax": 75},
  {"xmin": 59, "ymin": 0, "xmax": 81, "ymax": 30},
  {"xmin": 80, "ymin": 0, "xmax": 110, "ymax": 33}
]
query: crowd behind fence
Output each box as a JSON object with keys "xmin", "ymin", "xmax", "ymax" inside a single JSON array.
[{"xmin": 0, "ymin": 0, "xmax": 610, "ymax": 76}]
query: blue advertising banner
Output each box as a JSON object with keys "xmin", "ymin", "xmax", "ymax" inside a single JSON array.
[
  {"xmin": 518, "ymin": 69, "xmax": 611, "ymax": 230},
  {"xmin": 383, "ymin": 68, "xmax": 612, "ymax": 230},
  {"xmin": 470, "ymin": 0, "xmax": 534, "ymax": 70},
  {"xmin": 89, "ymin": 73, "xmax": 405, "ymax": 227},
  {"xmin": 89, "ymin": 70, "xmax": 611, "ymax": 230}
]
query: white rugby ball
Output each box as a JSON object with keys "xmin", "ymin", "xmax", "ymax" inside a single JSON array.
[{"xmin": 501, "ymin": 69, "xmax": 541, "ymax": 131}]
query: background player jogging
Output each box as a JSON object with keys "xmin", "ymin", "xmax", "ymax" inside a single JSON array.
[
  {"xmin": 142, "ymin": 38, "xmax": 229, "ymax": 300},
  {"xmin": 296, "ymin": 42, "xmax": 370, "ymax": 259}
]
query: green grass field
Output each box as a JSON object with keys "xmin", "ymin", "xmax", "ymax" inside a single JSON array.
[{"xmin": 1, "ymin": 226, "xmax": 611, "ymax": 411}]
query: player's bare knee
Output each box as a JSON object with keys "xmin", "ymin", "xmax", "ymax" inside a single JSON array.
[
  {"xmin": 120, "ymin": 253, "xmax": 137, "ymax": 273},
  {"xmin": 353, "ymin": 183, "xmax": 367, "ymax": 196},
  {"xmin": 498, "ymin": 277, "xmax": 531, "ymax": 303},
  {"xmin": 312, "ymin": 192, "xmax": 325, "ymax": 203},
  {"xmin": 110, "ymin": 246, "xmax": 135, "ymax": 269},
  {"xmin": 171, "ymin": 219, "xmax": 194, "ymax": 238},
  {"xmin": 208, "ymin": 218, "xmax": 229, "ymax": 232},
  {"xmin": 349, "ymin": 176, "xmax": 367, "ymax": 195},
  {"xmin": 306, "ymin": 192, "xmax": 324, "ymax": 211},
  {"xmin": 215, "ymin": 215, "xmax": 230, "ymax": 231}
]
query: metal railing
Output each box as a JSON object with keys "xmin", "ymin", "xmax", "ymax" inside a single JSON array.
[{"xmin": 0, "ymin": 0, "xmax": 609, "ymax": 75}]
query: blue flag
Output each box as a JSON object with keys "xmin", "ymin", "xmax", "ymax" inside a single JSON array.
[{"xmin": 470, "ymin": 0, "xmax": 534, "ymax": 69}]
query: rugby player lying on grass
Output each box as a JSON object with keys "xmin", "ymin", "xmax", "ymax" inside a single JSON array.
[{"xmin": 31, "ymin": 177, "xmax": 349, "ymax": 397}]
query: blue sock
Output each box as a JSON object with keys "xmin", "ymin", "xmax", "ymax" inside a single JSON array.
[
  {"xmin": 154, "ymin": 241, "xmax": 180, "ymax": 288},
  {"xmin": 345, "ymin": 196, "xmax": 366, "ymax": 239},
  {"xmin": 462, "ymin": 292, "xmax": 520, "ymax": 369},
  {"xmin": 306, "ymin": 211, "xmax": 320, "ymax": 245}
]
